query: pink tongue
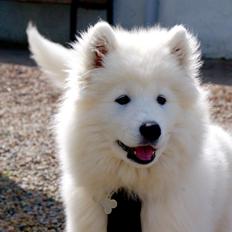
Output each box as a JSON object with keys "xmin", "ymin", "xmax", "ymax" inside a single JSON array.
[{"xmin": 134, "ymin": 146, "xmax": 155, "ymax": 161}]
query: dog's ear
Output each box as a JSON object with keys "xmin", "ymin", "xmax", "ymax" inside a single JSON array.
[
  {"xmin": 167, "ymin": 25, "xmax": 201, "ymax": 73},
  {"xmin": 84, "ymin": 21, "xmax": 117, "ymax": 68},
  {"xmin": 27, "ymin": 23, "xmax": 70, "ymax": 88}
]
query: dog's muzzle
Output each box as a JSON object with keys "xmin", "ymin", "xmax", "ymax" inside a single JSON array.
[{"xmin": 116, "ymin": 140, "xmax": 156, "ymax": 165}]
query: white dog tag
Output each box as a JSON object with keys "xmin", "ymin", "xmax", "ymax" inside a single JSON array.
[{"xmin": 101, "ymin": 197, "xmax": 117, "ymax": 214}]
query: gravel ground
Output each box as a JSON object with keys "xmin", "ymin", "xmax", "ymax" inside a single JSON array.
[
  {"xmin": 0, "ymin": 64, "xmax": 63, "ymax": 231},
  {"xmin": 0, "ymin": 63, "xmax": 231, "ymax": 231}
]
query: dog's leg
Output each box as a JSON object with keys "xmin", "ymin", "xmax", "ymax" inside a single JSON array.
[{"xmin": 64, "ymin": 187, "xmax": 107, "ymax": 232}]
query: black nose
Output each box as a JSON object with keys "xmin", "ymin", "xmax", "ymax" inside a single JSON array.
[{"xmin": 139, "ymin": 122, "xmax": 161, "ymax": 142}]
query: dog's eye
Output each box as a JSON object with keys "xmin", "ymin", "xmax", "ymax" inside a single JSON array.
[
  {"xmin": 156, "ymin": 95, "xmax": 167, "ymax": 105},
  {"xmin": 115, "ymin": 95, "xmax": 131, "ymax": 105}
]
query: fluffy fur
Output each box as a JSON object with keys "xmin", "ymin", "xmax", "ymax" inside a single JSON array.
[{"xmin": 27, "ymin": 22, "xmax": 232, "ymax": 232}]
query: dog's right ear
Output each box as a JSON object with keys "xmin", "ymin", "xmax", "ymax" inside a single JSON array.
[
  {"xmin": 166, "ymin": 25, "xmax": 201, "ymax": 77},
  {"xmin": 82, "ymin": 21, "xmax": 117, "ymax": 69},
  {"xmin": 27, "ymin": 23, "xmax": 71, "ymax": 88}
]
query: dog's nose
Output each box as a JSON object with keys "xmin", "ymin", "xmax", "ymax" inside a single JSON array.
[{"xmin": 139, "ymin": 122, "xmax": 161, "ymax": 142}]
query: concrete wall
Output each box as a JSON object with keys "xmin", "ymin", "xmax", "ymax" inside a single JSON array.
[
  {"xmin": 0, "ymin": 0, "xmax": 232, "ymax": 58},
  {"xmin": 0, "ymin": 0, "xmax": 143, "ymax": 45},
  {"xmin": 113, "ymin": 0, "xmax": 232, "ymax": 58},
  {"xmin": 0, "ymin": 2, "xmax": 70, "ymax": 44},
  {"xmin": 0, "ymin": 1, "xmax": 106, "ymax": 45},
  {"xmin": 114, "ymin": 0, "xmax": 145, "ymax": 29},
  {"xmin": 158, "ymin": 0, "xmax": 232, "ymax": 58}
]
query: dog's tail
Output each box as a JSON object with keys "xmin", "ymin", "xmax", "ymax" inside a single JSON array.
[{"xmin": 26, "ymin": 22, "xmax": 70, "ymax": 88}]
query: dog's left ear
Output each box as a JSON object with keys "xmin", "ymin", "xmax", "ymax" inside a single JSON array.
[
  {"xmin": 167, "ymin": 25, "xmax": 201, "ymax": 71},
  {"xmin": 84, "ymin": 22, "xmax": 117, "ymax": 68}
]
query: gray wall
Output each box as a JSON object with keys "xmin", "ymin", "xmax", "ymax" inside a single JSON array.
[
  {"xmin": 0, "ymin": 0, "xmax": 232, "ymax": 58},
  {"xmin": 0, "ymin": 1, "xmax": 106, "ymax": 45},
  {"xmin": 158, "ymin": 0, "xmax": 232, "ymax": 58},
  {"xmin": 114, "ymin": 0, "xmax": 145, "ymax": 28},
  {"xmin": 0, "ymin": 2, "xmax": 70, "ymax": 44},
  {"xmin": 0, "ymin": 0, "xmax": 143, "ymax": 45},
  {"xmin": 113, "ymin": 0, "xmax": 232, "ymax": 58}
]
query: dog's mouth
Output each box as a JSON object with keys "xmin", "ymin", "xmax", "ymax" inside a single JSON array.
[{"xmin": 116, "ymin": 140, "xmax": 156, "ymax": 165}]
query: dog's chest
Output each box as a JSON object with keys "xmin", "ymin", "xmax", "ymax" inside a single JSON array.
[{"xmin": 107, "ymin": 189, "xmax": 142, "ymax": 232}]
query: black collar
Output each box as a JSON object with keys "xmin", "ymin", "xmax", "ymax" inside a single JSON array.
[{"xmin": 107, "ymin": 188, "xmax": 142, "ymax": 232}]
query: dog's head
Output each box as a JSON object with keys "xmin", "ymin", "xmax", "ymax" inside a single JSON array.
[{"xmin": 27, "ymin": 22, "xmax": 203, "ymax": 168}]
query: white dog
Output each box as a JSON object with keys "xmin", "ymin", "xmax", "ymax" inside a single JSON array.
[{"xmin": 27, "ymin": 22, "xmax": 232, "ymax": 232}]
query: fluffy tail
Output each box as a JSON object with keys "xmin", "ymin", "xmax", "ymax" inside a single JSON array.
[{"xmin": 26, "ymin": 23, "xmax": 71, "ymax": 88}]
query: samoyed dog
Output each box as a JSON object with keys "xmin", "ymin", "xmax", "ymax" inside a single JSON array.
[{"xmin": 27, "ymin": 21, "xmax": 232, "ymax": 232}]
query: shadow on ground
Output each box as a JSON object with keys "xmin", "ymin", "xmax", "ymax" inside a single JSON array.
[{"xmin": 0, "ymin": 175, "xmax": 65, "ymax": 231}]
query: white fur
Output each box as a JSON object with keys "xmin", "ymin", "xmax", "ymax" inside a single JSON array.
[
  {"xmin": 26, "ymin": 23, "xmax": 71, "ymax": 88},
  {"xmin": 27, "ymin": 22, "xmax": 232, "ymax": 232}
]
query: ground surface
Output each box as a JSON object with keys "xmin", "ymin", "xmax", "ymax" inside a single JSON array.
[
  {"xmin": 0, "ymin": 62, "xmax": 231, "ymax": 231},
  {"xmin": 0, "ymin": 64, "xmax": 63, "ymax": 231}
]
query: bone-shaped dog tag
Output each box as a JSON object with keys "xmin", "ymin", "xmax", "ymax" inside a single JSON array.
[{"xmin": 101, "ymin": 197, "xmax": 117, "ymax": 214}]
